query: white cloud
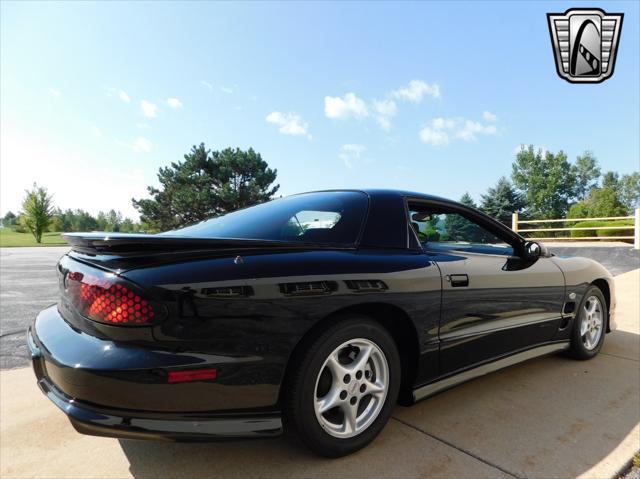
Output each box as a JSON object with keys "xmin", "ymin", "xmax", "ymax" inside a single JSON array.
[
  {"xmin": 454, "ymin": 120, "xmax": 497, "ymax": 141},
  {"xmin": 200, "ymin": 80, "xmax": 213, "ymax": 91},
  {"xmin": 391, "ymin": 80, "xmax": 440, "ymax": 103},
  {"xmin": 325, "ymin": 80, "xmax": 438, "ymax": 131},
  {"xmin": 132, "ymin": 137, "xmax": 152, "ymax": 153},
  {"xmin": 373, "ymin": 99, "xmax": 397, "ymax": 131},
  {"xmin": 266, "ymin": 111, "xmax": 311, "ymax": 139},
  {"xmin": 419, "ymin": 114, "xmax": 499, "ymax": 146},
  {"xmin": 483, "ymin": 111, "xmax": 497, "ymax": 122},
  {"xmin": 166, "ymin": 97, "xmax": 183, "ymax": 108},
  {"xmin": 339, "ymin": 144, "xmax": 366, "ymax": 169},
  {"xmin": 419, "ymin": 127, "xmax": 450, "ymax": 146},
  {"xmin": 140, "ymin": 100, "xmax": 158, "ymax": 118},
  {"xmin": 220, "ymin": 86, "xmax": 233, "ymax": 94},
  {"xmin": 324, "ymin": 93, "xmax": 369, "ymax": 120},
  {"xmin": 119, "ymin": 90, "xmax": 131, "ymax": 103},
  {"xmin": 49, "ymin": 88, "xmax": 61, "ymax": 97},
  {"xmin": 373, "ymin": 99, "xmax": 397, "ymax": 117}
]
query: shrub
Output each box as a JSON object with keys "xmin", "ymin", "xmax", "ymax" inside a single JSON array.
[
  {"xmin": 424, "ymin": 228, "xmax": 440, "ymax": 242},
  {"xmin": 570, "ymin": 219, "xmax": 634, "ymax": 240}
]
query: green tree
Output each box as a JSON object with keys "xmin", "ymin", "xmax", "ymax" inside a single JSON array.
[
  {"xmin": 619, "ymin": 172, "xmax": 640, "ymax": 211},
  {"xmin": 105, "ymin": 210, "xmax": 122, "ymax": 232},
  {"xmin": 132, "ymin": 143, "xmax": 279, "ymax": 231},
  {"xmin": 2, "ymin": 211, "xmax": 17, "ymax": 228},
  {"xmin": 72, "ymin": 209, "xmax": 98, "ymax": 231},
  {"xmin": 49, "ymin": 216, "xmax": 64, "ymax": 232},
  {"xmin": 459, "ymin": 192, "xmax": 477, "ymax": 208},
  {"xmin": 587, "ymin": 171, "xmax": 638, "ymax": 213},
  {"xmin": 602, "ymin": 171, "xmax": 619, "ymax": 189},
  {"xmin": 20, "ymin": 183, "xmax": 54, "ymax": 243},
  {"xmin": 572, "ymin": 151, "xmax": 601, "ymax": 200},
  {"xmin": 96, "ymin": 211, "xmax": 108, "ymax": 231},
  {"xmin": 136, "ymin": 220, "xmax": 152, "ymax": 233},
  {"xmin": 568, "ymin": 187, "xmax": 628, "ymax": 218},
  {"xmin": 47, "ymin": 208, "xmax": 63, "ymax": 232},
  {"xmin": 511, "ymin": 146, "xmax": 576, "ymax": 218},
  {"xmin": 59, "ymin": 209, "xmax": 74, "ymax": 232},
  {"xmin": 120, "ymin": 218, "xmax": 135, "ymax": 233},
  {"xmin": 444, "ymin": 192, "xmax": 480, "ymax": 241},
  {"xmin": 480, "ymin": 177, "xmax": 525, "ymax": 225}
]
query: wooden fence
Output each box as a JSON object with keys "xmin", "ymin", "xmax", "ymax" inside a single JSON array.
[{"xmin": 511, "ymin": 208, "xmax": 640, "ymax": 250}]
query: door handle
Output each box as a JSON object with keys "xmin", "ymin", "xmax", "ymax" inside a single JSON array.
[{"xmin": 448, "ymin": 274, "xmax": 469, "ymax": 287}]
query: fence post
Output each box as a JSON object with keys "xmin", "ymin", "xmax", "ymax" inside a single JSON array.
[
  {"xmin": 635, "ymin": 208, "xmax": 639, "ymax": 250},
  {"xmin": 512, "ymin": 212, "xmax": 519, "ymax": 233}
]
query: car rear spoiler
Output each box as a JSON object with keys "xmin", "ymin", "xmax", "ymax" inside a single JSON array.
[{"xmin": 62, "ymin": 232, "xmax": 351, "ymax": 255}]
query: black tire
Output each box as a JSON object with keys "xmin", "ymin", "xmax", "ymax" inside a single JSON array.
[
  {"xmin": 568, "ymin": 285, "xmax": 607, "ymax": 360},
  {"xmin": 284, "ymin": 315, "xmax": 401, "ymax": 457}
]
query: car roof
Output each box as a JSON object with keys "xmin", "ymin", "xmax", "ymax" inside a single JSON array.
[
  {"xmin": 296, "ymin": 188, "xmax": 455, "ymax": 204},
  {"xmin": 361, "ymin": 188, "xmax": 453, "ymax": 203}
]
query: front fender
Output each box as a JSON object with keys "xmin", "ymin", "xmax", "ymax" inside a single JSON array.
[{"xmin": 550, "ymin": 255, "xmax": 616, "ymax": 331}]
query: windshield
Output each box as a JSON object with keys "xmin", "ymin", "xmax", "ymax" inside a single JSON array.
[{"xmin": 165, "ymin": 191, "xmax": 369, "ymax": 245}]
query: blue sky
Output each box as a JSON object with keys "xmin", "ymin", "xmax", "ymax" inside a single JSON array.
[{"xmin": 1, "ymin": 1, "xmax": 639, "ymax": 219}]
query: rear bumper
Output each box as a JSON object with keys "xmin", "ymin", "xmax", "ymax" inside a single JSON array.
[{"xmin": 28, "ymin": 307, "xmax": 283, "ymax": 441}]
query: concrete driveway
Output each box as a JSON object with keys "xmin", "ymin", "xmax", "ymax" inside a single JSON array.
[{"xmin": 0, "ymin": 248, "xmax": 638, "ymax": 478}]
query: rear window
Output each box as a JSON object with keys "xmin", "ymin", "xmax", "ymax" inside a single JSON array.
[{"xmin": 166, "ymin": 191, "xmax": 368, "ymax": 245}]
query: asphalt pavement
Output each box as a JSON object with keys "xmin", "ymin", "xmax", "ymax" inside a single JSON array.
[
  {"xmin": 549, "ymin": 245, "xmax": 640, "ymax": 276},
  {"xmin": 0, "ymin": 247, "xmax": 68, "ymax": 369}
]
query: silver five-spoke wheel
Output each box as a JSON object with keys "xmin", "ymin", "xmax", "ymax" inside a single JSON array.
[
  {"xmin": 580, "ymin": 295, "xmax": 603, "ymax": 350},
  {"xmin": 313, "ymin": 338, "xmax": 389, "ymax": 438}
]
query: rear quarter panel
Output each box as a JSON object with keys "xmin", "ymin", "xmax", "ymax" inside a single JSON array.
[{"xmin": 122, "ymin": 249, "xmax": 442, "ymax": 407}]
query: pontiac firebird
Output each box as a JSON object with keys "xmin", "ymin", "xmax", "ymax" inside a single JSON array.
[{"xmin": 28, "ymin": 189, "xmax": 615, "ymax": 457}]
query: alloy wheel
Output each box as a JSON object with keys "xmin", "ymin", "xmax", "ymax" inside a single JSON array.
[
  {"xmin": 313, "ymin": 338, "xmax": 389, "ymax": 439},
  {"xmin": 580, "ymin": 295, "xmax": 603, "ymax": 350}
]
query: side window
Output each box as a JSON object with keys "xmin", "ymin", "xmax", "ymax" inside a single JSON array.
[{"xmin": 409, "ymin": 209, "xmax": 514, "ymax": 256}]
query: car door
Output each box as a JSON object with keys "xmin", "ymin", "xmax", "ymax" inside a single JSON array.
[{"xmin": 408, "ymin": 202, "xmax": 566, "ymax": 375}]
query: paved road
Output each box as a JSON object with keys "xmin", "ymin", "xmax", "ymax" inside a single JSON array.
[
  {"xmin": 0, "ymin": 247, "xmax": 68, "ymax": 369},
  {"xmin": 549, "ymin": 245, "xmax": 640, "ymax": 276},
  {"xmin": 1, "ymin": 245, "xmax": 638, "ymax": 370}
]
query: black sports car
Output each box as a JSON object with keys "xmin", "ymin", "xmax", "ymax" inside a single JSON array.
[{"xmin": 28, "ymin": 189, "xmax": 616, "ymax": 457}]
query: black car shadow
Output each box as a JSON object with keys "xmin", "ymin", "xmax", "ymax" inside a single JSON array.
[{"xmin": 120, "ymin": 329, "xmax": 639, "ymax": 479}]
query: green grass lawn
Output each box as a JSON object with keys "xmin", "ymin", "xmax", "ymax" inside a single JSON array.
[{"xmin": 0, "ymin": 228, "xmax": 67, "ymax": 247}]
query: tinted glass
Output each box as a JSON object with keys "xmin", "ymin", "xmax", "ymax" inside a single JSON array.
[
  {"xmin": 409, "ymin": 209, "xmax": 513, "ymax": 256},
  {"xmin": 166, "ymin": 191, "xmax": 368, "ymax": 245}
]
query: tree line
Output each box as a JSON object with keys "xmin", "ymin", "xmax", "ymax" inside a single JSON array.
[
  {"xmin": 2, "ymin": 194, "xmax": 145, "ymax": 244},
  {"xmin": 458, "ymin": 146, "xmax": 639, "ymax": 226},
  {"xmin": 1, "ymin": 144, "xmax": 278, "ymax": 243},
  {"xmin": 3, "ymin": 143, "xmax": 638, "ymax": 243}
]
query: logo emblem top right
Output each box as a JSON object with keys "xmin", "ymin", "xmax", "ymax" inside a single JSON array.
[{"xmin": 547, "ymin": 8, "xmax": 624, "ymax": 83}]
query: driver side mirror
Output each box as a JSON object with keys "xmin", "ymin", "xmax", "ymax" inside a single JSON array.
[{"xmin": 524, "ymin": 241, "xmax": 548, "ymax": 260}]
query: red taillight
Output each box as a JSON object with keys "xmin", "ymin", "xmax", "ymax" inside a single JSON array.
[
  {"xmin": 66, "ymin": 270, "xmax": 159, "ymax": 325},
  {"xmin": 167, "ymin": 369, "xmax": 217, "ymax": 384},
  {"xmin": 80, "ymin": 282, "xmax": 154, "ymax": 324}
]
